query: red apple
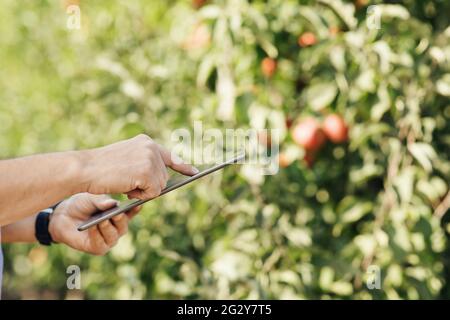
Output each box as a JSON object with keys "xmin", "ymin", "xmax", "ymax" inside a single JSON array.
[
  {"xmin": 261, "ymin": 58, "xmax": 277, "ymax": 78},
  {"xmin": 298, "ymin": 32, "xmax": 317, "ymax": 47},
  {"xmin": 323, "ymin": 114, "xmax": 348, "ymax": 143},
  {"xmin": 291, "ymin": 117, "xmax": 327, "ymax": 151}
]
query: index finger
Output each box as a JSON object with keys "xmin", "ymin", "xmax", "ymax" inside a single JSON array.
[{"xmin": 157, "ymin": 145, "xmax": 199, "ymax": 176}]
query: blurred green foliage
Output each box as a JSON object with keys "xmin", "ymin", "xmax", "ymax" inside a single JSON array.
[{"xmin": 1, "ymin": 0, "xmax": 449, "ymax": 299}]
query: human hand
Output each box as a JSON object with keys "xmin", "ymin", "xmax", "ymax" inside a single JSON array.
[
  {"xmin": 80, "ymin": 134, "xmax": 198, "ymax": 200},
  {"xmin": 48, "ymin": 193, "xmax": 141, "ymax": 255}
]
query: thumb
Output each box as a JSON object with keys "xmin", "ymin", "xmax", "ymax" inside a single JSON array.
[{"xmin": 90, "ymin": 196, "xmax": 118, "ymax": 212}]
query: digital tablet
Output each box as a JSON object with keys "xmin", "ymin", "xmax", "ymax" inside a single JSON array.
[{"xmin": 77, "ymin": 152, "xmax": 245, "ymax": 231}]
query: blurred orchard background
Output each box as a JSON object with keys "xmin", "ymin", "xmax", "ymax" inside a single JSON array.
[{"xmin": 1, "ymin": 0, "xmax": 449, "ymax": 299}]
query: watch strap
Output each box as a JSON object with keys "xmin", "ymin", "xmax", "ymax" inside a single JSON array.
[{"xmin": 35, "ymin": 210, "xmax": 54, "ymax": 246}]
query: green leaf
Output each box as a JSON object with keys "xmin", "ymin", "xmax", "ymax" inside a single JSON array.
[
  {"xmin": 350, "ymin": 163, "xmax": 383, "ymax": 185},
  {"xmin": 355, "ymin": 234, "xmax": 376, "ymax": 253},
  {"xmin": 349, "ymin": 123, "xmax": 391, "ymax": 151},
  {"xmin": 330, "ymin": 282, "xmax": 353, "ymax": 295},
  {"xmin": 378, "ymin": 4, "xmax": 411, "ymax": 20},
  {"xmin": 356, "ymin": 69, "xmax": 376, "ymax": 93},
  {"xmin": 197, "ymin": 55, "xmax": 216, "ymax": 87},
  {"xmin": 199, "ymin": 5, "xmax": 222, "ymax": 19},
  {"xmin": 257, "ymin": 35, "xmax": 278, "ymax": 58},
  {"xmin": 436, "ymin": 74, "xmax": 450, "ymax": 96},
  {"xmin": 371, "ymin": 83, "xmax": 391, "ymax": 121},
  {"xmin": 408, "ymin": 142, "xmax": 437, "ymax": 172},
  {"xmin": 394, "ymin": 167, "xmax": 415, "ymax": 204},
  {"xmin": 286, "ymin": 228, "xmax": 312, "ymax": 247},
  {"xmin": 318, "ymin": 0, "xmax": 357, "ymax": 30},
  {"xmin": 304, "ymin": 82, "xmax": 337, "ymax": 111},
  {"xmin": 319, "ymin": 266, "xmax": 335, "ymax": 290},
  {"xmin": 330, "ymin": 45, "xmax": 346, "ymax": 72},
  {"xmin": 417, "ymin": 177, "xmax": 448, "ymax": 203},
  {"xmin": 341, "ymin": 202, "xmax": 373, "ymax": 223},
  {"xmin": 298, "ymin": 6, "xmax": 329, "ymax": 38}
]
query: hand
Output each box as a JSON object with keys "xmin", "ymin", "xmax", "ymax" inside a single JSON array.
[
  {"xmin": 48, "ymin": 193, "xmax": 141, "ymax": 255},
  {"xmin": 80, "ymin": 134, "xmax": 198, "ymax": 200}
]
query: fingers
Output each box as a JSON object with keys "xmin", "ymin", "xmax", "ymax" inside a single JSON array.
[
  {"xmin": 88, "ymin": 212, "xmax": 133, "ymax": 256},
  {"xmin": 73, "ymin": 194, "xmax": 136, "ymax": 256},
  {"xmin": 154, "ymin": 151, "xmax": 168, "ymax": 191},
  {"xmin": 98, "ymin": 220, "xmax": 119, "ymax": 247},
  {"xmin": 133, "ymin": 136, "xmax": 195, "ymax": 199},
  {"xmin": 127, "ymin": 185, "xmax": 161, "ymax": 200},
  {"xmin": 135, "ymin": 145, "xmax": 168, "ymax": 200},
  {"xmin": 88, "ymin": 226, "xmax": 109, "ymax": 255},
  {"xmin": 126, "ymin": 205, "xmax": 142, "ymax": 220},
  {"xmin": 96, "ymin": 209, "xmax": 138, "ymax": 251},
  {"xmin": 111, "ymin": 213, "xmax": 129, "ymax": 236},
  {"xmin": 157, "ymin": 145, "xmax": 199, "ymax": 176}
]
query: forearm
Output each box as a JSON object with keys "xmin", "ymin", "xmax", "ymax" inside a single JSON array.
[
  {"xmin": 0, "ymin": 151, "xmax": 88, "ymax": 226},
  {"xmin": 1, "ymin": 214, "xmax": 37, "ymax": 243}
]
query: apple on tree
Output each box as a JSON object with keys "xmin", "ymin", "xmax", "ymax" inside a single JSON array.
[
  {"xmin": 261, "ymin": 57, "xmax": 277, "ymax": 78},
  {"xmin": 291, "ymin": 117, "xmax": 327, "ymax": 167},
  {"xmin": 298, "ymin": 32, "xmax": 317, "ymax": 47},
  {"xmin": 291, "ymin": 117, "xmax": 327, "ymax": 151},
  {"xmin": 323, "ymin": 114, "xmax": 348, "ymax": 143}
]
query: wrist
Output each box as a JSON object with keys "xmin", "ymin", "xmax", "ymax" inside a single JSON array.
[
  {"xmin": 48, "ymin": 205, "xmax": 63, "ymax": 244},
  {"xmin": 71, "ymin": 149, "xmax": 94, "ymax": 194},
  {"xmin": 47, "ymin": 215, "xmax": 59, "ymax": 244}
]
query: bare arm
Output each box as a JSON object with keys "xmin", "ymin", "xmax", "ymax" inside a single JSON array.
[
  {"xmin": 0, "ymin": 134, "xmax": 197, "ymax": 227},
  {"xmin": 1, "ymin": 214, "xmax": 37, "ymax": 243},
  {"xmin": 0, "ymin": 151, "xmax": 85, "ymax": 226}
]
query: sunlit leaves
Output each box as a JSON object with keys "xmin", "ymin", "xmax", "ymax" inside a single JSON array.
[
  {"xmin": 303, "ymin": 82, "xmax": 338, "ymax": 111},
  {"xmin": 408, "ymin": 143, "xmax": 437, "ymax": 172},
  {"xmin": 2, "ymin": 0, "xmax": 450, "ymax": 300},
  {"xmin": 436, "ymin": 74, "xmax": 450, "ymax": 97}
]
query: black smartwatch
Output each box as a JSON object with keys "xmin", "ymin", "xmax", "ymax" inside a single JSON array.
[{"xmin": 35, "ymin": 202, "xmax": 60, "ymax": 246}]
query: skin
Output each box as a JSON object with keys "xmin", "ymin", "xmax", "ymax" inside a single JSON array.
[
  {"xmin": 0, "ymin": 134, "xmax": 198, "ymax": 227},
  {"xmin": 1, "ymin": 193, "xmax": 142, "ymax": 255}
]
